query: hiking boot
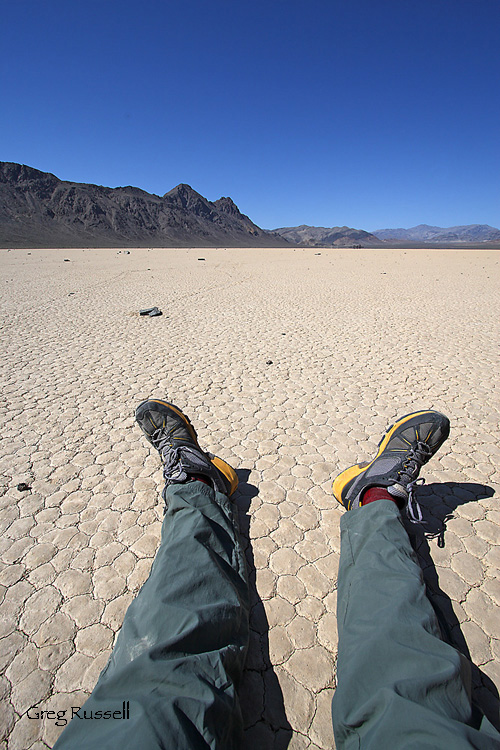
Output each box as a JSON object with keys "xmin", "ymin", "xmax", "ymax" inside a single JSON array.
[
  {"xmin": 135, "ymin": 399, "xmax": 238, "ymax": 498},
  {"xmin": 332, "ymin": 410, "xmax": 450, "ymax": 515}
]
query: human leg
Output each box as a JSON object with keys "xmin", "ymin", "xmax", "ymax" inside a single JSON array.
[
  {"xmin": 54, "ymin": 401, "xmax": 249, "ymax": 750},
  {"xmin": 331, "ymin": 411, "xmax": 500, "ymax": 749}
]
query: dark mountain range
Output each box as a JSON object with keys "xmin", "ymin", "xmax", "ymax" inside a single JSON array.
[
  {"xmin": 272, "ymin": 224, "xmax": 380, "ymax": 247},
  {"xmin": 373, "ymin": 224, "xmax": 500, "ymax": 243},
  {"xmin": 0, "ymin": 162, "xmax": 286, "ymax": 248},
  {"xmin": 4, "ymin": 163, "xmax": 497, "ymax": 249}
]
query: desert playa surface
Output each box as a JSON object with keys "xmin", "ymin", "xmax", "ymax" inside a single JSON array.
[{"xmin": 1, "ymin": 246, "xmax": 499, "ymax": 748}]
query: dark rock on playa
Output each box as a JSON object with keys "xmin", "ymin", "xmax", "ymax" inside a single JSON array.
[{"xmin": 140, "ymin": 307, "xmax": 162, "ymax": 317}]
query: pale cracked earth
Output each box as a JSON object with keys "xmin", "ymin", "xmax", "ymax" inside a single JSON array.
[{"xmin": 1, "ymin": 247, "xmax": 499, "ymax": 750}]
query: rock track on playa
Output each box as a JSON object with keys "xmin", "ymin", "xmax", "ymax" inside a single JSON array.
[{"xmin": 0, "ymin": 247, "xmax": 499, "ymax": 749}]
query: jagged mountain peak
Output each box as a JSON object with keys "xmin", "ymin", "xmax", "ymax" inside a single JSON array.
[
  {"xmin": 212, "ymin": 196, "xmax": 240, "ymax": 215},
  {"xmin": 163, "ymin": 182, "xmax": 200, "ymax": 197},
  {"xmin": 162, "ymin": 183, "xmax": 211, "ymax": 211}
]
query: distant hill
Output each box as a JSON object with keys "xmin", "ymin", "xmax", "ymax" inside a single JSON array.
[
  {"xmin": 373, "ymin": 224, "xmax": 500, "ymax": 243},
  {"xmin": 0, "ymin": 162, "xmax": 286, "ymax": 248},
  {"xmin": 273, "ymin": 224, "xmax": 380, "ymax": 247}
]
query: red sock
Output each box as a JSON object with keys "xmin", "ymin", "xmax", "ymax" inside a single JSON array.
[
  {"xmin": 361, "ymin": 486, "xmax": 399, "ymax": 506},
  {"xmin": 189, "ymin": 474, "xmax": 212, "ymax": 487}
]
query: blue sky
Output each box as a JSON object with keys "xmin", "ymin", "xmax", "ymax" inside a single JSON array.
[{"xmin": 1, "ymin": 0, "xmax": 499, "ymax": 230}]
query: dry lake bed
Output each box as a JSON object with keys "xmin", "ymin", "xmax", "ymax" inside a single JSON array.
[{"xmin": 1, "ymin": 246, "xmax": 499, "ymax": 748}]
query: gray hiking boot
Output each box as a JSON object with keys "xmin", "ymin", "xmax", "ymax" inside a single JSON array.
[
  {"xmin": 135, "ymin": 399, "xmax": 238, "ymax": 501},
  {"xmin": 332, "ymin": 410, "xmax": 450, "ymax": 518}
]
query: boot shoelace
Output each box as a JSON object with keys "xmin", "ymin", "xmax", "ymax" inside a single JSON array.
[
  {"xmin": 161, "ymin": 446, "xmax": 187, "ymax": 484},
  {"xmin": 406, "ymin": 477, "xmax": 425, "ymax": 522},
  {"xmin": 399, "ymin": 441, "xmax": 433, "ymax": 523},
  {"xmin": 149, "ymin": 428, "xmax": 187, "ymax": 484},
  {"xmin": 150, "ymin": 426, "xmax": 175, "ymax": 455}
]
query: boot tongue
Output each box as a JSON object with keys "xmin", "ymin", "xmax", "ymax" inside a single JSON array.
[
  {"xmin": 168, "ymin": 444, "xmax": 212, "ymax": 476},
  {"xmin": 387, "ymin": 483, "xmax": 409, "ymax": 500}
]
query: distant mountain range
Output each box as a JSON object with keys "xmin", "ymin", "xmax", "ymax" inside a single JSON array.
[
  {"xmin": 0, "ymin": 162, "xmax": 285, "ymax": 248},
  {"xmin": 272, "ymin": 222, "xmax": 500, "ymax": 247},
  {"xmin": 1, "ymin": 163, "xmax": 499, "ymax": 248},
  {"xmin": 373, "ymin": 224, "xmax": 500, "ymax": 243},
  {"xmin": 272, "ymin": 224, "xmax": 379, "ymax": 247}
]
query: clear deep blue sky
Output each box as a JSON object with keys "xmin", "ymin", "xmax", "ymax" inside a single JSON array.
[{"xmin": 2, "ymin": 0, "xmax": 499, "ymax": 230}]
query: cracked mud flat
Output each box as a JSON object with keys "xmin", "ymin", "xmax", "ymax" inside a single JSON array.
[{"xmin": 0, "ymin": 246, "xmax": 499, "ymax": 749}]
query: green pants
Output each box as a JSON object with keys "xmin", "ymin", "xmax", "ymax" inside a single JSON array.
[
  {"xmin": 332, "ymin": 499, "xmax": 499, "ymax": 749},
  {"xmin": 55, "ymin": 487, "xmax": 499, "ymax": 749},
  {"xmin": 54, "ymin": 481, "xmax": 250, "ymax": 750}
]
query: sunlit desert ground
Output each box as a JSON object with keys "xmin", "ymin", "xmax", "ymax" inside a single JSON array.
[{"xmin": 1, "ymin": 246, "xmax": 499, "ymax": 749}]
